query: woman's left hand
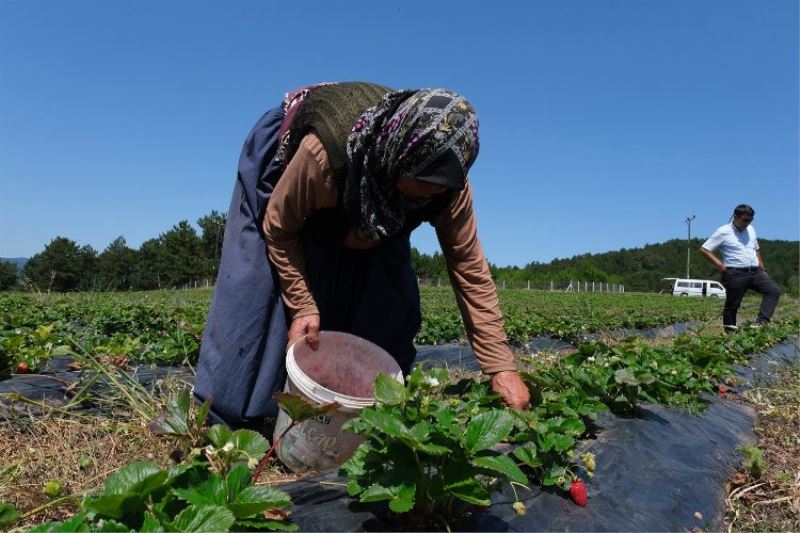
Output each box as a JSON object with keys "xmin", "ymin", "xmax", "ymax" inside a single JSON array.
[{"xmin": 491, "ymin": 370, "xmax": 530, "ymax": 410}]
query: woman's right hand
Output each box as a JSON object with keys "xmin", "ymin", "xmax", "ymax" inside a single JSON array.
[{"xmin": 288, "ymin": 314, "xmax": 320, "ymax": 351}]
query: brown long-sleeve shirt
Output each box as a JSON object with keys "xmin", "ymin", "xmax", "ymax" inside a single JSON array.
[{"xmin": 262, "ymin": 133, "xmax": 516, "ymax": 374}]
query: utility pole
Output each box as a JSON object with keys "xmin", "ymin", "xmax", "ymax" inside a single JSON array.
[{"xmin": 684, "ymin": 215, "xmax": 696, "ymax": 278}]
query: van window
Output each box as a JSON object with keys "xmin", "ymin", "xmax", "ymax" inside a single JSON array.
[
  {"xmin": 690, "ymin": 282, "xmax": 702, "ymax": 289},
  {"xmin": 677, "ymin": 281, "xmax": 689, "ymax": 288},
  {"xmin": 711, "ymin": 283, "xmax": 723, "ymax": 290}
]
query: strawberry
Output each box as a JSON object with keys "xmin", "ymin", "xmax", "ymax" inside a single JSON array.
[
  {"xmin": 569, "ymin": 479, "xmax": 587, "ymax": 506},
  {"xmin": 16, "ymin": 362, "xmax": 29, "ymax": 374},
  {"xmin": 718, "ymin": 384, "xmax": 727, "ymax": 395}
]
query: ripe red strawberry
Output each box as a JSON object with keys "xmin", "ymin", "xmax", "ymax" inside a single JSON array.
[
  {"xmin": 16, "ymin": 362, "xmax": 29, "ymax": 374},
  {"xmin": 718, "ymin": 384, "xmax": 727, "ymax": 395},
  {"xmin": 569, "ymin": 479, "xmax": 587, "ymax": 506}
]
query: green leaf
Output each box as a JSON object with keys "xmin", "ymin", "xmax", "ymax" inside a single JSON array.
[
  {"xmin": 93, "ymin": 519, "xmax": 129, "ymax": 532},
  {"xmin": 471, "ymin": 453, "xmax": 528, "ymax": 485},
  {"xmin": 228, "ymin": 486, "xmax": 292, "ymax": 518},
  {"xmin": 207, "ymin": 424, "xmax": 233, "ymax": 448},
  {"xmin": 614, "ymin": 368, "xmax": 640, "ymax": 386},
  {"xmin": 559, "ymin": 418, "xmax": 586, "ymax": 436},
  {"xmin": 140, "ymin": 512, "xmax": 165, "ymax": 532},
  {"xmin": 165, "ymin": 463, "xmax": 197, "ymax": 484},
  {"xmin": 52, "ymin": 345, "xmax": 74, "ymax": 356},
  {"xmin": 103, "ymin": 461, "xmax": 166, "ymax": 496},
  {"xmin": 147, "ymin": 388, "xmax": 191, "ymax": 436},
  {"xmin": 360, "ymin": 408, "xmax": 412, "ymax": 440},
  {"xmin": 0, "ymin": 502, "xmax": 18, "ymax": 529},
  {"xmin": 465, "ymin": 410, "xmax": 514, "ymax": 453},
  {"xmin": 418, "ymin": 442, "xmax": 451, "ymax": 456},
  {"xmin": 273, "ymin": 392, "xmax": 340, "ymax": 422},
  {"xmin": 550, "ymin": 434, "xmax": 575, "ymax": 452},
  {"xmin": 373, "ymin": 373, "xmax": 407, "ymax": 405},
  {"xmin": 388, "ymin": 483, "xmax": 416, "ymax": 513},
  {"xmin": 340, "ymin": 442, "xmax": 370, "ymax": 478},
  {"xmin": 445, "ymin": 477, "xmax": 491, "ymax": 506},
  {"xmin": 346, "ymin": 480, "xmax": 364, "ymax": 497},
  {"xmin": 408, "ymin": 421, "xmax": 432, "ymax": 442},
  {"xmin": 226, "ymin": 464, "xmax": 252, "ymax": 501},
  {"xmin": 30, "ymin": 513, "xmax": 91, "ymax": 532},
  {"xmin": 638, "ymin": 372, "xmax": 656, "ymax": 385},
  {"xmin": 170, "ymin": 504, "xmax": 236, "ymax": 532},
  {"xmin": 513, "ymin": 443, "xmax": 542, "ymax": 468},
  {"xmin": 84, "ymin": 492, "xmax": 145, "ymax": 520},
  {"xmin": 359, "ymin": 484, "xmax": 396, "ymax": 503},
  {"xmin": 541, "ymin": 465, "xmax": 567, "ymax": 486},
  {"xmin": 195, "ymin": 397, "xmax": 212, "ymax": 429},
  {"xmin": 173, "ymin": 476, "xmax": 226, "ymax": 507},
  {"xmin": 232, "ymin": 429, "xmax": 270, "ymax": 458}
]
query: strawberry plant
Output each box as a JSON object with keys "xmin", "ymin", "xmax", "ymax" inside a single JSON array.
[
  {"xmin": 252, "ymin": 392, "xmax": 340, "ymax": 482},
  {"xmin": 0, "ymin": 501, "xmax": 18, "ymax": 529},
  {"xmin": 341, "ymin": 368, "xmax": 529, "ymax": 529},
  {"xmin": 148, "ymin": 388, "xmax": 212, "ymax": 449},
  {"xmin": 31, "ymin": 393, "xmax": 297, "ymax": 532},
  {"xmin": 30, "ymin": 461, "xmax": 295, "ymax": 532}
]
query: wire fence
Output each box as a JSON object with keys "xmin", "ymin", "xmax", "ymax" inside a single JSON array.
[
  {"xmin": 173, "ymin": 278, "xmax": 625, "ymax": 293},
  {"xmin": 416, "ymin": 278, "xmax": 625, "ymax": 293}
]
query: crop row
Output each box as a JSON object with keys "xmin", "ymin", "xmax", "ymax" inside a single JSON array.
[
  {"xmin": 5, "ymin": 313, "xmax": 798, "ymax": 531},
  {"xmin": 0, "ymin": 289, "xmax": 793, "ymax": 373}
]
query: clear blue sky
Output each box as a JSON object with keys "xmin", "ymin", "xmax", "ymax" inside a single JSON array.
[{"xmin": 1, "ymin": 0, "xmax": 797, "ymax": 267}]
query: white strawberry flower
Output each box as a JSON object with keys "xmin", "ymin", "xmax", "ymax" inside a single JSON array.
[{"xmin": 422, "ymin": 375, "xmax": 439, "ymax": 387}]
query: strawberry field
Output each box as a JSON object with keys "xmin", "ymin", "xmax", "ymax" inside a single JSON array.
[
  {"xmin": 0, "ymin": 289, "xmax": 797, "ymax": 531},
  {"xmin": 1, "ymin": 288, "xmax": 728, "ymax": 374}
]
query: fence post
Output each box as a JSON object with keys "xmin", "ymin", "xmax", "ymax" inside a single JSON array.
[
  {"xmin": 527, "ymin": 280, "xmax": 530, "ymax": 290},
  {"xmin": 550, "ymin": 280, "xmax": 553, "ymax": 291}
]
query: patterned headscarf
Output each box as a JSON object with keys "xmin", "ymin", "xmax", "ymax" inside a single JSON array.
[{"xmin": 344, "ymin": 88, "xmax": 480, "ymax": 241}]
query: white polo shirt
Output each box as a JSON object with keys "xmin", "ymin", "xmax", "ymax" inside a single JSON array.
[{"xmin": 701, "ymin": 223, "xmax": 759, "ymax": 268}]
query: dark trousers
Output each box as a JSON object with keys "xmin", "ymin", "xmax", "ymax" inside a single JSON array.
[{"xmin": 721, "ymin": 268, "xmax": 782, "ymax": 326}]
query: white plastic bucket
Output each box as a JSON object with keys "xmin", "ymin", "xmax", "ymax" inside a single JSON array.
[{"xmin": 274, "ymin": 331, "xmax": 403, "ymax": 473}]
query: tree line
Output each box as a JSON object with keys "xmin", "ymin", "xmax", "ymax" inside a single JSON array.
[
  {"xmin": 411, "ymin": 238, "xmax": 798, "ymax": 294},
  {"xmin": 0, "ymin": 212, "xmax": 226, "ymax": 292},
  {"xmin": 1, "ymin": 220, "xmax": 797, "ymax": 294}
]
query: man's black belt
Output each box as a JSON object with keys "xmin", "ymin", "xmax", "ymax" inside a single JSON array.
[{"xmin": 727, "ymin": 266, "xmax": 759, "ymax": 272}]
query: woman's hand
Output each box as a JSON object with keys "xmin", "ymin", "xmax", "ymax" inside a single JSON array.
[
  {"xmin": 288, "ymin": 314, "xmax": 320, "ymax": 350},
  {"xmin": 491, "ymin": 370, "xmax": 530, "ymax": 410}
]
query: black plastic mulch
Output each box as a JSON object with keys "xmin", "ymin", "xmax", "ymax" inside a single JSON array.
[
  {"xmin": 0, "ymin": 357, "xmax": 193, "ymax": 418},
  {"xmin": 1, "ymin": 326, "xmax": 797, "ymax": 531},
  {"xmin": 0, "ymin": 321, "xmax": 692, "ymax": 417},
  {"xmin": 276, "ymin": 338, "xmax": 798, "ymax": 532}
]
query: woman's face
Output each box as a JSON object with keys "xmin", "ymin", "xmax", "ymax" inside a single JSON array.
[{"xmin": 395, "ymin": 175, "xmax": 447, "ymax": 199}]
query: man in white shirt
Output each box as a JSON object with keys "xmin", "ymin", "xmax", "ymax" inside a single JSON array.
[{"xmin": 700, "ymin": 204, "xmax": 782, "ymax": 333}]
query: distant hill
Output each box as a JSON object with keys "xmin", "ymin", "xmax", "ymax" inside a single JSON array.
[
  {"xmin": 494, "ymin": 239, "xmax": 799, "ymax": 293},
  {"xmin": 0, "ymin": 258, "xmax": 27, "ymax": 270}
]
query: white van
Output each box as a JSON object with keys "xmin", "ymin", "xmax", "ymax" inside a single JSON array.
[{"xmin": 662, "ymin": 278, "xmax": 726, "ymax": 298}]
